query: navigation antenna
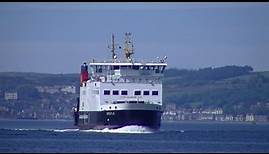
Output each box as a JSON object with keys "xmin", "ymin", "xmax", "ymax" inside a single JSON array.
[
  {"xmin": 123, "ymin": 32, "xmax": 134, "ymax": 62},
  {"xmin": 108, "ymin": 34, "xmax": 121, "ymax": 62}
]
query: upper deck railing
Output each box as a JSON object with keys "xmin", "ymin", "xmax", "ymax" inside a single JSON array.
[
  {"xmin": 88, "ymin": 58, "xmax": 167, "ymax": 66},
  {"xmin": 86, "ymin": 59, "xmax": 167, "ymax": 84}
]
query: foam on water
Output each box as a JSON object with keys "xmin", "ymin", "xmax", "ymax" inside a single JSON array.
[
  {"xmin": 13, "ymin": 128, "xmax": 38, "ymax": 131},
  {"xmin": 53, "ymin": 129, "xmax": 80, "ymax": 132},
  {"xmin": 81, "ymin": 125, "xmax": 155, "ymax": 134},
  {"xmin": 1, "ymin": 128, "xmax": 79, "ymax": 132},
  {"xmin": 2, "ymin": 125, "xmax": 155, "ymax": 134}
]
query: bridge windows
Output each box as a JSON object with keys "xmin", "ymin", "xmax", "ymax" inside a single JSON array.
[
  {"xmin": 152, "ymin": 90, "xmax": 158, "ymax": 96},
  {"xmin": 155, "ymin": 66, "xmax": 160, "ymax": 73},
  {"xmin": 161, "ymin": 66, "xmax": 166, "ymax": 73},
  {"xmin": 134, "ymin": 90, "xmax": 141, "ymax": 96},
  {"xmin": 121, "ymin": 90, "xmax": 128, "ymax": 95},
  {"xmin": 143, "ymin": 90, "xmax": 150, "ymax": 95},
  {"xmin": 95, "ymin": 65, "xmax": 102, "ymax": 73},
  {"xmin": 104, "ymin": 89, "xmax": 159, "ymax": 96},
  {"xmin": 132, "ymin": 65, "xmax": 140, "ymax": 70},
  {"xmin": 112, "ymin": 90, "xmax": 119, "ymax": 95},
  {"xmin": 129, "ymin": 101, "xmax": 137, "ymax": 103},
  {"xmin": 104, "ymin": 90, "xmax": 110, "ymax": 95},
  {"xmin": 112, "ymin": 65, "xmax": 120, "ymax": 70}
]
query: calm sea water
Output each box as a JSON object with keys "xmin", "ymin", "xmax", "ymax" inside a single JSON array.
[{"xmin": 0, "ymin": 119, "xmax": 269, "ymax": 153}]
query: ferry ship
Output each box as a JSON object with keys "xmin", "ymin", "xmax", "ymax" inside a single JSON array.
[{"xmin": 73, "ymin": 33, "xmax": 167, "ymax": 130}]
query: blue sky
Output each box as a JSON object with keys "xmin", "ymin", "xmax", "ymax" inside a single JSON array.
[{"xmin": 0, "ymin": 2, "xmax": 268, "ymax": 73}]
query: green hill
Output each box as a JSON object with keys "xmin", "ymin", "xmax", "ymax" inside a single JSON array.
[
  {"xmin": 163, "ymin": 66, "xmax": 269, "ymax": 115},
  {"xmin": 0, "ymin": 65, "xmax": 269, "ymax": 119}
]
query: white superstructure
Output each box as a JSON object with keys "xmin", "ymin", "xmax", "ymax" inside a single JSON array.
[{"xmin": 79, "ymin": 62, "xmax": 166, "ymax": 112}]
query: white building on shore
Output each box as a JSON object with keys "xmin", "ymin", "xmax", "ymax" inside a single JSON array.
[{"xmin": 4, "ymin": 92, "xmax": 18, "ymax": 100}]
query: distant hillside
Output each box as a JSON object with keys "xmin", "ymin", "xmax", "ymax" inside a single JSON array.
[
  {"xmin": 0, "ymin": 65, "xmax": 269, "ymax": 119},
  {"xmin": 0, "ymin": 72, "xmax": 80, "ymax": 119},
  {"xmin": 0, "ymin": 72, "xmax": 79, "ymax": 88},
  {"xmin": 163, "ymin": 66, "xmax": 269, "ymax": 115}
]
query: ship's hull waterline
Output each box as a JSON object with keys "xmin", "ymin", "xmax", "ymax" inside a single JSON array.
[{"xmin": 74, "ymin": 110, "xmax": 162, "ymax": 130}]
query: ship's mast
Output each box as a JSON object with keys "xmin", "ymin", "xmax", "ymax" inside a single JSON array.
[
  {"xmin": 108, "ymin": 34, "xmax": 119, "ymax": 62},
  {"xmin": 111, "ymin": 34, "xmax": 116, "ymax": 61},
  {"xmin": 123, "ymin": 32, "xmax": 134, "ymax": 62}
]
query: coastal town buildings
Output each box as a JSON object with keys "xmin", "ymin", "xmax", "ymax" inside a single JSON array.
[
  {"xmin": 161, "ymin": 103, "xmax": 268, "ymax": 123},
  {"xmin": 4, "ymin": 92, "xmax": 18, "ymax": 100}
]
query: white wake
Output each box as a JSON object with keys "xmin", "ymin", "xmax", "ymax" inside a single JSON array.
[
  {"xmin": 52, "ymin": 128, "xmax": 80, "ymax": 132},
  {"xmin": 10, "ymin": 128, "xmax": 80, "ymax": 132},
  {"xmin": 81, "ymin": 125, "xmax": 155, "ymax": 134},
  {"xmin": 7, "ymin": 125, "xmax": 155, "ymax": 134}
]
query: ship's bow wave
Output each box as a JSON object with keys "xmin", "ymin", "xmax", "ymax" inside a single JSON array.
[
  {"xmin": 1, "ymin": 126, "xmax": 156, "ymax": 134},
  {"xmin": 81, "ymin": 125, "xmax": 156, "ymax": 134},
  {"xmin": 53, "ymin": 128, "xmax": 80, "ymax": 132}
]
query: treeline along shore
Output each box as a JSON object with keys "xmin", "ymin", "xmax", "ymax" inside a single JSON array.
[{"xmin": 0, "ymin": 65, "xmax": 269, "ymax": 122}]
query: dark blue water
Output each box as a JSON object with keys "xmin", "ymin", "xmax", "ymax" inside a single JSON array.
[{"xmin": 0, "ymin": 119, "xmax": 269, "ymax": 153}]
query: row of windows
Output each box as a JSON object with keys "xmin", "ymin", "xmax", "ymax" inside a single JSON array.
[
  {"xmin": 113, "ymin": 100, "xmax": 145, "ymax": 104},
  {"xmin": 103, "ymin": 90, "xmax": 158, "ymax": 96},
  {"xmin": 92, "ymin": 65, "xmax": 166, "ymax": 72}
]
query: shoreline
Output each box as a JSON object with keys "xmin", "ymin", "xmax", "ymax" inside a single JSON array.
[
  {"xmin": 0, "ymin": 118, "xmax": 268, "ymax": 124},
  {"xmin": 0, "ymin": 118, "xmax": 73, "ymax": 122},
  {"xmin": 161, "ymin": 120, "xmax": 269, "ymax": 125}
]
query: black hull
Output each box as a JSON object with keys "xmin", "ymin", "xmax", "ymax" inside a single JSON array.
[{"xmin": 74, "ymin": 110, "xmax": 162, "ymax": 130}]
